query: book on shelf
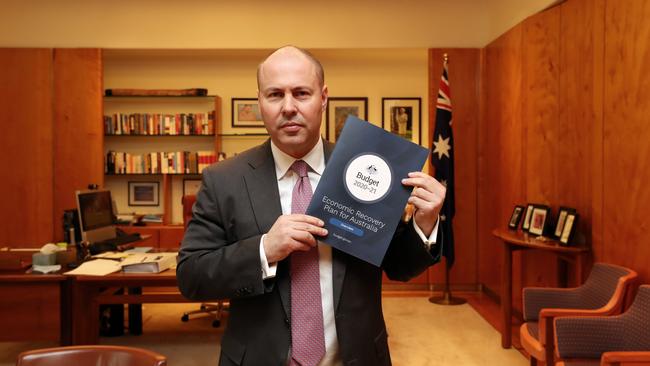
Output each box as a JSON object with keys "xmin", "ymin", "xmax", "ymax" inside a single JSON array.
[
  {"xmin": 105, "ymin": 88, "xmax": 208, "ymax": 97},
  {"xmin": 104, "ymin": 112, "xmax": 214, "ymax": 136},
  {"xmin": 120, "ymin": 252, "xmax": 177, "ymax": 273},
  {"xmin": 105, "ymin": 150, "xmax": 218, "ymax": 174}
]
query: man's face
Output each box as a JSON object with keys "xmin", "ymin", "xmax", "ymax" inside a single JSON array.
[{"xmin": 258, "ymin": 51, "xmax": 327, "ymax": 158}]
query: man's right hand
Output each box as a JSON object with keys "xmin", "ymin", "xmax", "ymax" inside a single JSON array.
[{"xmin": 263, "ymin": 214, "xmax": 328, "ymax": 264}]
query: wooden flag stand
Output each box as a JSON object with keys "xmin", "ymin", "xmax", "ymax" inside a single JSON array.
[{"xmin": 429, "ymin": 260, "xmax": 466, "ymax": 305}]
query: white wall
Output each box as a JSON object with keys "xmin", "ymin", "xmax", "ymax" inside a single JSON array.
[{"xmin": 103, "ymin": 48, "xmax": 429, "ymax": 223}]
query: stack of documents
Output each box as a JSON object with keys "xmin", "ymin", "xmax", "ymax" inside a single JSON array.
[
  {"xmin": 120, "ymin": 253, "xmax": 177, "ymax": 273},
  {"xmin": 63, "ymin": 252, "xmax": 177, "ymax": 275}
]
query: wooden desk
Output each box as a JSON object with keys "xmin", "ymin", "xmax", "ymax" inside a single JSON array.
[
  {"xmin": 492, "ymin": 228, "xmax": 590, "ymax": 349},
  {"xmin": 0, "ymin": 272, "xmax": 71, "ymax": 344},
  {"xmin": 70, "ymin": 268, "xmax": 191, "ymax": 345}
]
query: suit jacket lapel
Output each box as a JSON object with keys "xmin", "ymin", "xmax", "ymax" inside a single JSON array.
[
  {"xmin": 323, "ymin": 141, "xmax": 347, "ymax": 312},
  {"xmin": 243, "ymin": 140, "xmax": 282, "ymax": 234},
  {"xmin": 242, "ymin": 140, "xmax": 291, "ymax": 316}
]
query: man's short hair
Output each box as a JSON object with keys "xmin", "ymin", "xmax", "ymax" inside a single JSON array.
[{"xmin": 257, "ymin": 46, "xmax": 325, "ymax": 89}]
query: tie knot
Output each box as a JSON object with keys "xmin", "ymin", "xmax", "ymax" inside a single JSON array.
[{"xmin": 290, "ymin": 160, "xmax": 309, "ymax": 178}]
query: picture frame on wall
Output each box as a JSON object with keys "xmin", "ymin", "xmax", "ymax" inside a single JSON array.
[
  {"xmin": 553, "ymin": 207, "xmax": 576, "ymax": 239},
  {"xmin": 232, "ymin": 98, "xmax": 264, "ymax": 128},
  {"xmin": 559, "ymin": 212, "xmax": 579, "ymax": 245},
  {"xmin": 381, "ymin": 97, "xmax": 421, "ymax": 144},
  {"xmin": 508, "ymin": 205, "xmax": 524, "ymax": 229},
  {"xmin": 528, "ymin": 205, "xmax": 550, "ymax": 236},
  {"xmin": 326, "ymin": 97, "xmax": 368, "ymax": 142},
  {"xmin": 182, "ymin": 178, "xmax": 202, "ymax": 197},
  {"xmin": 128, "ymin": 181, "xmax": 159, "ymax": 207},
  {"xmin": 522, "ymin": 204, "xmax": 535, "ymax": 231}
]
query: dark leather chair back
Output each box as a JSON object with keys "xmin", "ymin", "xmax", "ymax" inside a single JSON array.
[{"xmin": 16, "ymin": 345, "xmax": 166, "ymax": 366}]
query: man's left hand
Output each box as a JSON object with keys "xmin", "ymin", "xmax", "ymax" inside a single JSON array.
[{"xmin": 401, "ymin": 172, "xmax": 446, "ymax": 237}]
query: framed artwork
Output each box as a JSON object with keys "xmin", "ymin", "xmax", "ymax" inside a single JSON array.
[
  {"xmin": 382, "ymin": 97, "xmax": 421, "ymax": 144},
  {"xmin": 128, "ymin": 181, "xmax": 159, "ymax": 206},
  {"xmin": 559, "ymin": 212, "xmax": 579, "ymax": 245},
  {"xmin": 522, "ymin": 204, "xmax": 535, "ymax": 231},
  {"xmin": 232, "ymin": 98, "xmax": 264, "ymax": 128},
  {"xmin": 554, "ymin": 207, "xmax": 576, "ymax": 239},
  {"xmin": 528, "ymin": 205, "xmax": 550, "ymax": 236},
  {"xmin": 183, "ymin": 178, "xmax": 202, "ymax": 197},
  {"xmin": 326, "ymin": 97, "xmax": 368, "ymax": 142},
  {"xmin": 508, "ymin": 205, "xmax": 524, "ymax": 229}
]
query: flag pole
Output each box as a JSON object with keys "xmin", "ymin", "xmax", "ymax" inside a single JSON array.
[
  {"xmin": 429, "ymin": 53, "xmax": 466, "ymax": 306},
  {"xmin": 429, "ymin": 260, "xmax": 466, "ymax": 305}
]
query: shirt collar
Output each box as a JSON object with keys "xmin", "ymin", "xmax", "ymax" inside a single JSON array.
[{"xmin": 270, "ymin": 138, "xmax": 325, "ymax": 180}]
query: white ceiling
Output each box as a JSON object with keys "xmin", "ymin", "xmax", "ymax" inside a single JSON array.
[{"xmin": 0, "ymin": 0, "xmax": 561, "ymax": 48}]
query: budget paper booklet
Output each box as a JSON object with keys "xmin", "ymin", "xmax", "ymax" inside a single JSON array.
[{"xmin": 306, "ymin": 116, "xmax": 428, "ymax": 266}]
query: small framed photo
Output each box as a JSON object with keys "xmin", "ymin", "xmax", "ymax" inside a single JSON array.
[
  {"xmin": 326, "ymin": 97, "xmax": 368, "ymax": 142},
  {"xmin": 522, "ymin": 204, "xmax": 535, "ymax": 231},
  {"xmin": 382, "ymin": 97, "xmax": 421, "ymax": 144},
  {"xmin": 553, "ymin": 207, "xmax": 576, "ymax": 239},
  {"xmin": 528, "ymin": 205, "xmax": 550, "ymax": 236},
  {"xmin": 559, "ymin": 213, "xmax": 579, "ymax": 245},
  {"xmin": 128, "ymin": 181, "xmax": 159, "ymax": 207},
  {"xmin": 232, "ymin": 98, "xmax": 264, "ymax": 128},
  {"xmin": 508, "ymin": 205, "xmax": 524, "ymax": 229},
  {"xmin": 183, "ymin": 178, "xmax": 202, "ymax": 197}
]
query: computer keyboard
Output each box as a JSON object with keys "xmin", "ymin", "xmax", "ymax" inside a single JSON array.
[{"xmin": 90, "ymin": 233, "xmax": 142, "ymax": 254}]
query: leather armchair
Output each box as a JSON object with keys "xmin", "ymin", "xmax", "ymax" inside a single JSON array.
[
  {"xmin": 519, "ymin": 263, "xmax": 638, "ymax": 366},
  {"xmin": 554, "ymin": 285, "xmax": 650, "ymax": 366},
  {"xmin": 16, "ymin": 345, "xmax": 166, "ymax": 366},
  {"xmin": 179, "ymin": 194, "xmax": 228, "ymax": 327}
]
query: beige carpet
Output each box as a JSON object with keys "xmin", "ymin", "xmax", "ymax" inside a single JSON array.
[{"xmin": 0, "ymin": 297, "xmax": 526, "ymax": 366}]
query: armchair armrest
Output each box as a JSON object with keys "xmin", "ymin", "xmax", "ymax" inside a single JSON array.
[{"xmin": 601, "ymin": 351, "xmax": 650, "ymax": 365}]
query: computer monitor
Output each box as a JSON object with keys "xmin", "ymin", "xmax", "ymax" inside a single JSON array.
[{"xmin": 75, "ymin": 189, "xmax": 116, "ymax": 243}]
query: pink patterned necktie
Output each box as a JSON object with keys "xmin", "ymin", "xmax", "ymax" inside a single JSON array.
[{"xmin": 289, "ymin": 160, "xmax": 326, "ymax": 366}]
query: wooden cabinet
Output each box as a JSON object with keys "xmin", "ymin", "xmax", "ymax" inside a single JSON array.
[
  {"xmin": 119, "ymin": 225, "xmax": 184, "ymax": 248},
  {"xmin": 0, "ymin": 48, "xmax": 104, "ymax": 245}
]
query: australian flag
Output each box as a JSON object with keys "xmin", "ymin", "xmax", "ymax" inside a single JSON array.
[{"xmin": 431, "ymin": 58, "xmax": 456, "ymax": 268}]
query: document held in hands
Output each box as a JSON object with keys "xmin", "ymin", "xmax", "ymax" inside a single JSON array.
[{"xmin": 306, "ymin": 116, "xmax": 429, "ymax": 266}]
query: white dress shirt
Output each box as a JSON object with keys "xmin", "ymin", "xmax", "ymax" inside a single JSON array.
[{"xmin": 259, "ymin": 138, "xmax": 439, "ymax": 366}]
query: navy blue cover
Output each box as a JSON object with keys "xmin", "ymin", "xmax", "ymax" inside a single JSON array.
[{"xmin": 307, "ymin": 116, "xmax": 428, "ymax": 266}]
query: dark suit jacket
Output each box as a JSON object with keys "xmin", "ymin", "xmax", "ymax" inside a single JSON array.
[{"xmin": 177, "ymin": 139, "xmax": 442, "ymax": 366}]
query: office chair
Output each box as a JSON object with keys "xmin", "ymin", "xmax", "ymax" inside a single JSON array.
[
  {"xmin": 16, "ymin": 345, "xmax": 166, "ymax": 366},
  {"xmin": 179, "ymin": 194, "xmax": 228, "ymax": 328},
  {"xmin": 554, "ymin": 285, "xmax": 650, "ymax": 366},
  {"xmin": 519, "ymin": 263, "xmax": 638, "ymax": 366}
]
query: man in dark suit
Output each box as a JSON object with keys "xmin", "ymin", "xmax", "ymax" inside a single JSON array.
[{"xmin": 177, "ymin": 46, "xmax": 446, "ymax": 366}]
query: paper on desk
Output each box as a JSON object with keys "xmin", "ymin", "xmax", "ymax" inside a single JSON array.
[
  {"xmin": 63, "ymin": 259, "xmax": 122, "ymax": 276},
  {"xmin": 92, "ymin": 251, "xmax": 130, "ymax": 260},
  {"xmin": 123, "ymin": 246, "xmax": 153, "ymax": 253}
]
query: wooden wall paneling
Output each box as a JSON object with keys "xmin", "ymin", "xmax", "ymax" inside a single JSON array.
[
  {"xmin": 603, "ymin": 0, "xmax": 650, "ymax": 283},
  {"xmin": 0, "ymin": 49, "xmax": 54, "ymax": 246},
  {"xmin": 427, "ymin": 48, "xmax": 480, "ymax": 289},
  {"xmin": 559, "ymin": 0, "xmax": 605, "ymax": 282},
  {"xmin": 520, "ymin": 6, "xmax": 561, "ymax": 290},
  {"xmin": 478, "ymin": 25, "xmax": 525, "ymax": 297},
  {"xmin": 0, "ymin": 282, "xmax": 61, "ymax": 341},
  {"xmin": 53, "ymin": 49, "xmax": 104, "ymax": 241}
]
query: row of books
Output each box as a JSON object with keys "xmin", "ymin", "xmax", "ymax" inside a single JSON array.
[
  {"xmin": 105, "ymin": 150, "xmax": 218, "ymax": 174},
  {"xmin": 103, "ymin": 112, "xmax": 215, "ymax": 135}
]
